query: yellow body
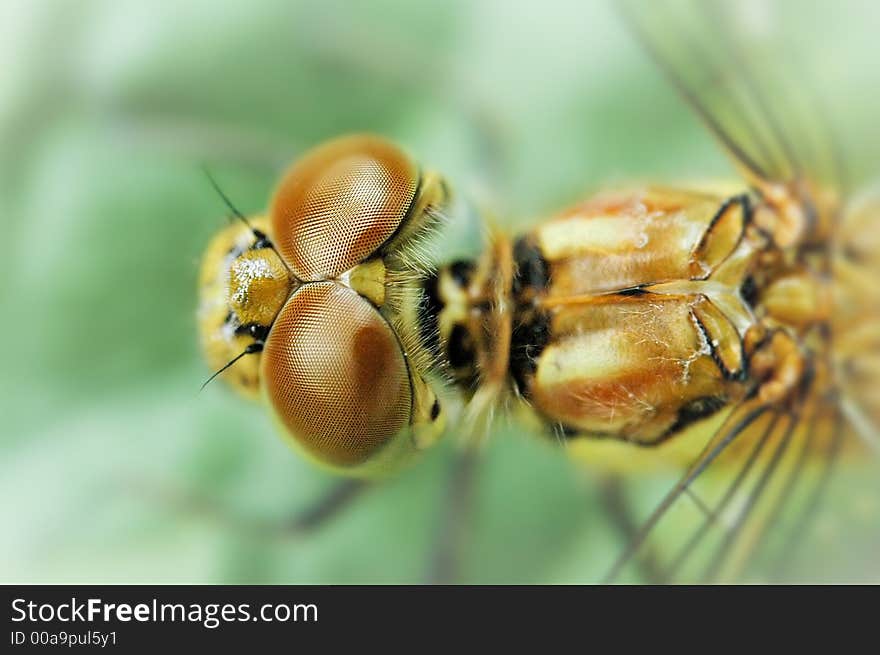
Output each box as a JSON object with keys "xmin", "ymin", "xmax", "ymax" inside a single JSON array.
[
  {"xmin": 196, "ymin": 130, "xmax": 876, "ymax": 585},
  {"xmin": 198, "ymin": 168, "xmax": 870, "ymax": 474}
]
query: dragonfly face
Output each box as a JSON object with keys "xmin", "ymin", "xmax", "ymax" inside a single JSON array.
[
  {"xmin": 198, "ymin": 135, "xmax": 449, "ymax": 476},
  {"xmin": 197, "ymin": 1, "xmax": 878, "ymax": 581}
]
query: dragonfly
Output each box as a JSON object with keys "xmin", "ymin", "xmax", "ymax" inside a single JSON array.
[{"xmin": 196, "ymin": 0, "xmax": 879, "ymax": 583}]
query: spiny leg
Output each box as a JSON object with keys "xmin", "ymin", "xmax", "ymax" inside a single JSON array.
[
  {"xmin": 426, "ymin": 448, "xmax": 481, "ymax": 584},
  {"xmin": 701, "ymin": 411, "xmax": 799, "ymax": 582},
  {"xmin": 769, "ymin": 407, "xmax": 845, "ymax": 581},
  {"xmin": 602, "ymin": 401, "xmax": 771, "ymax": 583},
  {"xmin": 664, "ymin": 409, "xmax": 781, "ymax": 580},
  {"xmin": 697, "ymin": 335, "xmax": 824, "ymax": 581},
  {"xmin": 739, "ymin": 396, "xmax": 828, "ymax": 580}
]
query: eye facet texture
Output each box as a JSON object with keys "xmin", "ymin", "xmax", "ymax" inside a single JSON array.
[
  {"xmin": 262, "ymin": 282, "xmax": 413, "ymax": 467},
  {"xmin": 270, "ymin": 135, "xmax": 418, "ymax": 280}
]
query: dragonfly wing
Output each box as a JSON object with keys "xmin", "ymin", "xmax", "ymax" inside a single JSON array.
[{"xmin": 620, "ymin": 0, "xmax": 847, "ymax": 195}]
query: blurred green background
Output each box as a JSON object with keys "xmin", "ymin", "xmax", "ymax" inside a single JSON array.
[{"xmin": 1, "ymin": 0, "xmax": 878, "ymax": 583}]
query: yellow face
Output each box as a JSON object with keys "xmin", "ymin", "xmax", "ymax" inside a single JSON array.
[
  {"xmin": 198, "ymin": 216, "xmax": 284, "ymax": 399},
  {"xmin": 198, "ymin": 135, "xmax": 449, "ymax": 477}
]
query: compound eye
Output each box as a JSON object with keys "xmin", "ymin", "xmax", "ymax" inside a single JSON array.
[
  {"xmin": 270, "ymin": 134, "xmax": 418, "ymax": 281},
  {"xmin": 262, "ymin": 282, "xmax": 413, "ymax": 469}
]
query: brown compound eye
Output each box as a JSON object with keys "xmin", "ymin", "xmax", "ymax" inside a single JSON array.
[
  {"xmin": 262, "ymin": 281, "xmax": 413, "ymax": 470},
  {"xmin": 270, "ymin": 134, "xmax": 419, "ymax": 281}
]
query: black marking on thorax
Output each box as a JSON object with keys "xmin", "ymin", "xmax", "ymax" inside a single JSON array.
[
  {"xmin": 512, "ymin": 235, "xmax": 549, "ymax": 296},
  {"xmin": 449, "ymin": 260, "xmax": 474, "ymax": 287},
  {"xmin": 509, "ymin": 235, "xmax": 551, "ymax": 399},
  {"xmin": 615, "ymin": 286, "xmax": 647, "ymax": 297},
  {"xmin": 510, "ymin": 312, "xmax": 550, "ymax": 398},
  {"xmin": 447, "ymin": 324, "xmax": 480, "ymax": 390},
  {"xmin": 419, "ymin": 272, "xmax": 443, "ymax": 359},
  {"xmin": 660, "ymin": 395, "xmax": 728, "ymax": 443},
  {"xmin": 740, "ymin": 275, "xmax": 759, "ymax": 309},
  {"xmin": 418, "ymin": 259, "xmax": 480, "ymax": 391},
  {"xmin": 555, "ymin": 395, "xmax": 728, "ymax": 445}
]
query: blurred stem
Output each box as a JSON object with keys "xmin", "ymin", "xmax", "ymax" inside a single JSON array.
[
  {"xmin": 426, "ymin": 449, "xmax": 481, "ymax": 584},
  {"xmin": 127, "ymin": 476, "xmax": 369, "ymax": 539},
  {"xmin": 600, "ymin": 475, "xmax": 665, "ymax": 584},
  {"xmin": 286, "ymin": 479, "xmax": 368, "ymax": 534}
]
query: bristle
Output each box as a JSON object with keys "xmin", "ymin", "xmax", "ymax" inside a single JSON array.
[
  {"xmin": 388, "ymin": 206, "xmax": 448, "ymax": 276},
  {"xmin": 385, "ymin": 281, "xmax": 452, "ymax": 384}
]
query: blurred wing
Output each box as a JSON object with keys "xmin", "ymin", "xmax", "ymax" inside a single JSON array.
[
  {"xmin": 620, "ymin": 0, "xmax": 848, "ymax": 195},
  {"xmin": 604, "ymin": 386, "xmax": 845, "ymax": 583}
]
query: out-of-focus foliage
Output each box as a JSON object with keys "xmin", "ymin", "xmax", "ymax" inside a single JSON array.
[{"xmin": 0, "ymin": 0, "xmax": 877, "ymax": 583}]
